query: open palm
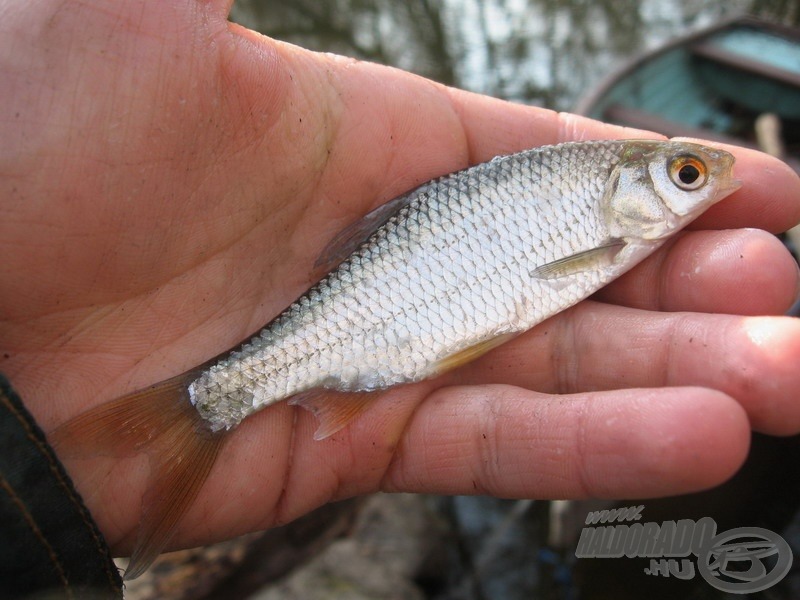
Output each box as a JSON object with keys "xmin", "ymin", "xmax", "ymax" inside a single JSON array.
[{"xmin": 2, "ymin": 0, "xmax": 800, "ymax": 559}]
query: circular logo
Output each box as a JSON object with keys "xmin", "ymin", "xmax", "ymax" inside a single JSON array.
[{"xmin": 697, "ymin": 527, "xmax": 792, "ymax": 594}]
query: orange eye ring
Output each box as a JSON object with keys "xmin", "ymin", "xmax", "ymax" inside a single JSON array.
[{"xmin": 668, "ymin": 155, "xmax": 708, "ymax": 190}]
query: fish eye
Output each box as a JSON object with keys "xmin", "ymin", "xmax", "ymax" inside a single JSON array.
[{"xmin": 668, "ymin": 155, "xmax": 708, "ymax": 190}]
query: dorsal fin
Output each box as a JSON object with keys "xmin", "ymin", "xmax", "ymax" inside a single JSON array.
[{"xmin": 314, "ymin": 192, "xmax": 414, "ymax": 273}]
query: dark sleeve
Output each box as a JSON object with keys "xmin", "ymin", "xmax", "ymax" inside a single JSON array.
[{"xmin": 0, "ymin": 373, "xmax": 123, "ymax": 599}]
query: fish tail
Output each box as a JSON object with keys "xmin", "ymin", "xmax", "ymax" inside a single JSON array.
[{"xmin": 49, "ymin": 371, "xmax": 226, "ymax": 580}]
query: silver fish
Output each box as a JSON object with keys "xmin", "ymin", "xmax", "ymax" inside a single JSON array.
[
  {"xmin": 52, "ymin": 139, "xmax": 740, "ymax": 578},
  {"xmin": 190, "ymin": 139, "xmax": 739, "ymax": 432}
]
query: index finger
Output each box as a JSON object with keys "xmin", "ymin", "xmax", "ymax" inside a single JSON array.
[
  {"xmin": 445, "ymin": 88, "xmax": 800, "ymax": 234},
  {"xmin": 682, "ymin": 141, "xmax": 800, "ymax": 233}
]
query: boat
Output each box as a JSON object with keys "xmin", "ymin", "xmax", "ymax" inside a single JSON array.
[
  {"xmin": 575, "ymin": 16, "xmax": 800, "ymax": 173},
  {"xmin": 577, "ymin": 15, "xmax": 800, "ymax": 314}
]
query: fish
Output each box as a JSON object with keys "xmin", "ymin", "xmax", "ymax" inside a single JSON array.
[{"xmin": 50, "ymin": 139, "xmax": 740, "ymax": 578}]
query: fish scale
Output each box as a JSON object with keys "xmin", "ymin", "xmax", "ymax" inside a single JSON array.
[
  {"xmin": 187, "ymin": 139, "xmax": 738, "ymax": 432},
  {"xmin": 51, "ymin": 138, "xmax": 739, "ymax": 580}
]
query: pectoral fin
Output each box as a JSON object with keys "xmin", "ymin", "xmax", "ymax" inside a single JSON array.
[{"xmin": 532, "ymin": 239, "xmax": 626, "ymax": 279}]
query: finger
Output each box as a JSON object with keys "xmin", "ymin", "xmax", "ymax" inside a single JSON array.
[
  {"xmin": 163, "ymin": 387, "xmax": 423, "ymax": 550},
  {"xmin": 192, "ymin": 384, "xmax": 747, "ymax": 547},
  {"xmin": 597, "ymin": 228, "xmax": 800, "ymax": 315},
  {"xmin": 444, "ymin": 88, "xmax": 662, "ymax": 164},
  {"xmin": 445, "ymin": 92, "xmax": 800, "ymax": 233},
  {"xmin": 382, "ymin": 385, "xmax": 749, "ymax": 499},
  {"xmin": 113, "ymin": 381, "xmax": 746, "ymax": 551},
  {"xmin": 451, "ymin": 302, "xmax": 800, "ymax": 436}
]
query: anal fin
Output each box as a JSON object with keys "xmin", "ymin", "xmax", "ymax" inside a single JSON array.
[{"xmin": 289, "ymin": 389, "xmax": 385, "ymax": 441}]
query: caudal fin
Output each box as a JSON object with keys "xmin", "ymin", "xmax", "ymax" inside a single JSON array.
[{"xmin": 49, "ymin": 371, "xmax": 226, "ymax": 580}]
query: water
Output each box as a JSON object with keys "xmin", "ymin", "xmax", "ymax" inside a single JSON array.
[{"xmin": 229, "ymin": 0, "xmax": 797, "ymax": 111}]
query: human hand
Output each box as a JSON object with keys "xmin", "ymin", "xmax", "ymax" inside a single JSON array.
[{"xmin": 2, "ymin": 0, "xmax": 800, "ymax": 560}]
